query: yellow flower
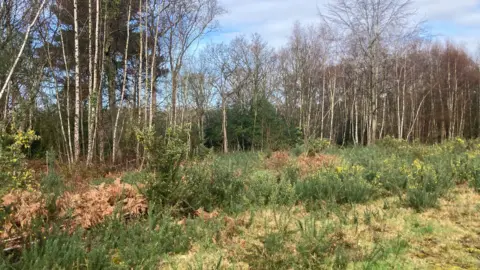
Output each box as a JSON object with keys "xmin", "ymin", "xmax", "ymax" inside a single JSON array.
[{"xmin": 413, "ymin": 159, "xmax": 423, "ymax": 170}]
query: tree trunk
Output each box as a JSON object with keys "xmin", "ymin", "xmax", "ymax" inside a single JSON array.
[
  {"xmin": 172, "ymin": 71, "xmax": 178, "ymax": 127},
  {"xmin": 136, "ymin": 0, "xmax": 144, "ymax": 164},
  {"xmin": 222, "ymin": 94, "xmax": 228, "ymax": 153},
  {"xmin": 73, "ymin": 0, "xmax": 81, "ymax": 162},
  {"xmin": 112, "ymin": 0, "xmax": 132, "ymax": 164}
]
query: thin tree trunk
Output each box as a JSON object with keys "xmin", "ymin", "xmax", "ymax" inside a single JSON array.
[
  {"xmin": 60, "ymin": 31, "xmax": 73, "ymax": 162},
  {"xmin": 329, "ymin": 73, "xmax": 336, "ymax": 141},
  {"xmin": 144, "ymin": 0, "xmax": 149, "ymax": 128},
  {"xmin": 136, "ymin": 0, "xmax": 144, "ymax": 164},
  {"xmin": 172, "ymin": 71, "xmax": 178, "ymax": 127},
  {"xmin": 222, "ymin": 94, "xmax": 228, "ymax": 153},
  {"xmin": 46, "ymin": 40, "xmax": 70, "ymax": 163},
  {"xmin": 112, "ymin": 0, "xmax": 132, "ymax": 164},
  {"xmin": 73, "ymin": 0, "xmax": 81, "ymax": 162},
  {"xmin": 3, "ymin": 82, "xmax": 9, "ymax": 121},
  {"xmin": 91, "ymin": 0, "xmax": 101, "ymax": 163},
  {"xmin": 98, "ymin": 9, "xmax": 108, "ymax": 163},
  {"xmin": 149, "ymin": 5, "xmax": 161, "ymax": 128},
  {"xmin": 87, "ymin": 0, "xmax": 94, "ymax": 165},
  {"xmin": 320, "ymin": 69, "xmax": 325, "ymax": 139}
]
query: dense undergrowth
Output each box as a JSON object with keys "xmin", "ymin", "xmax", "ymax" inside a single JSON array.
[{"xmin": 1, "ymin": 137, "xmax": 480, "ymax": 269}]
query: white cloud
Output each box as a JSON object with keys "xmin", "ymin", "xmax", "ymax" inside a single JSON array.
[{"xmin": 214, "ymin": 0, "xmax": 480, "ymax": 53}]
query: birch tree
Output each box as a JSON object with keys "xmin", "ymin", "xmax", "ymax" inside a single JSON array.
[{"xmin": 73, "ymin": 0, "xmax": 81, "ymax": 162}]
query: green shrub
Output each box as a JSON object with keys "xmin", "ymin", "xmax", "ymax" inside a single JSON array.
[
  {"xmin": 470, "ymin": 169, "xmax": 480, "ymax": 192},
  {"xmin": 296, "ymin": 217, "xmax": 335, "ymax": 267},
  {"xmin": 0, "ymin": 227, "xmax": 109, "ymax": 269},
  {"xmin": 291, "ymin": 144, "xmax": 304, "ymax": 157},
  {"xmin": 144, "ymin": 157, "xmax": 248, "ymax": 214},
  {"xmin": 282, "ymin": 164, "xmax": 300, "ymax": 185},
  {"xmin": 93, "ymin": 217, "xmax": 190, "ymax": 268},
  {"xmin": 296, "ymin": 166, "xmax": 376, "ymax": 205},
  {"xmin": 306, "ymin": 138, "xmax": 331, "ymax": 156},
  {"xmin": 246, "ymin": 170, "xmax": 296, "ymax": 206},
  {"xmin": 137, "ymin": 126, "xmax": 189, "ymax": 176},
  {"xmin": 405, "ymin": 159, "xmax": 453, "ymax": 211},
  {"xmin": 466, "ymin": 155, "xmax": 480, "ymax": 192},
  {"xmin": 376, "ymin": 157, "xmax": 409, "ymax": 196},
  {"xmin": 0, "ymin": 129, "xmax": 40, "ymax": 193},
  {"xmin": 192, "ymin": 161, "xmax": 247, "ymax": 212},
  {"xmin": 439, "ymin": 137, "xmax": 468, "ymax": 153},
  {"xmin": 376, "ymin": 136, "xmax": 409, "ymax": 150}
]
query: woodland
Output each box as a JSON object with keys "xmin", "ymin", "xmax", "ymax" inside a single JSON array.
[{"xmin": 1, "ymin": 0, "xmax": 480, "ymax": 269}]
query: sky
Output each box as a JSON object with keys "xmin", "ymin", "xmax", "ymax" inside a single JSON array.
[{"xmin": 208, "ymin": 0, "xmax": 480, "ymax": 55}]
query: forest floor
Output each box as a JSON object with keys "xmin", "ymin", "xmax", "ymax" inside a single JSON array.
[{"xmin": 1, "ymin": 140, "xmax": 480, "ymax": 269}]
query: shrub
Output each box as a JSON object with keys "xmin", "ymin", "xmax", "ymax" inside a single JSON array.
[
  {"xmin": 1, "ymin": 217, "xmax": 191, "ymax": 269},
  {"xmin": 144, "ymin": 158, "xmax": 248, "ymax": 214},
  {"xmin": 296, "ymin": 166, "xmax": 376, "ymax": 205},
  {"xmin": 246, "ymin": 170, "xmax": 296, "ymax": 206},
  {"xmin": 297, "ymin": 154, "xmax": 340, "ymax": 176},
  {"xmin": 376, "ymin": 136, "xmax": 409, "ymax": 150},
  {"xmin": 137, "ymin": 126, "xmax": 189, "ymax": 176},
  {"xmin": 405, "ymin": 159, "xmax": 453, "ymax": 211},
  {"xmin": 465, "ymin": 154, "xmax": 480, "ymax": 192},
  {"xmin": 376, "ymin": 157, "xmax": 409, "ymax": 196},
  {"xmin": 306, "ymin": 138, "xmax": 331, "ymax": 156},
  {"xmin": 291, "ymin": 144, "xmax": 305, "ymax": 157},
  {"xmin": 0, "ymin": 129, "xmax": 40, "ymax": 193},
  {"xmin": 295, "ymin": 217, "xmax": 336, "ymax": 267},
  {"xmin": 440, "ymin": 137, "xmax": 467, "ymax": 153},
  {"xmin": 282, "ymin": 164, "xmax": 300, "ymax": 185},
  {"xmin": 470, "ymin": 169, "xmax": 480, "ymax": 192}
]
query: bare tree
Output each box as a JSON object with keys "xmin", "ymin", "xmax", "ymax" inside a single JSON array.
[
  {"xmin": 165, "ymin": 0, "xmax": 224, "ymax": 127},
  {"xmin": 322, "ymin": 0, "xmax": 419, "ymax": 144},
  {"xmin": 0, "ymin": 0, "xmax": 47, "ymax": 100}
]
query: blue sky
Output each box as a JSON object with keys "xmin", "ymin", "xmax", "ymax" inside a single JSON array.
[{"xmin": 208, "ymin": 0, "xmax": 480, "ymax": 55}]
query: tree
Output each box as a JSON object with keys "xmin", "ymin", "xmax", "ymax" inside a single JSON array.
[
  {"xmin": 0, "ymin": 0, "xmax": 47, "ymax": 101},
  {"xmin": 73, "ymin": 0, "xmax": 81, "ymax": 162},
  {"xmin": 322, "ymin": 0, "xmax": 420, "ymax": 144},
  {"xmin": 164, "ymin": 0, "xmax": 223, "ymax": 127}
]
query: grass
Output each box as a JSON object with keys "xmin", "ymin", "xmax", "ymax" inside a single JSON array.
[{"xmin": 2, "ymin": 140, "xmax": 480, "ymax": 269}]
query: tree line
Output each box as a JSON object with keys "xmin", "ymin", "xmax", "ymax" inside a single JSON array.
[{"xmin": 0, "ymin": 0, "xmax": 479, "ymax": 165}]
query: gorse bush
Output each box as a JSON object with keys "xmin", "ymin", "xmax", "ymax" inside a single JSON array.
[
  {"xmin": 306, "ymin": 138, "xmax": 331, "ymax": 156},
  {"xmin": 144, "ymin": 156, "xmax": 248, "ymax": 214},
  {"xmin": 0, "ymin": 216, "xmax": 191, "ymax": 269},
  {"xmin": 137, "ymin": 126, "xmax": 189, "ymax": 175},
  {"xmin": 0, "ymin": 129, "xmax": 39, "ymax": 194},
  {"xmin": 246, "ymin": 170, "xmax": 296, "ymax": 206},
  {"xmin": 405, "ymin": 159, "xmax": 453, "ymax": 211},
  {"xmin": 296, "ymin": 165, "xmax": 376, "ymax": 205},
  {"xmin": 291, "ymin": 144, "xmax": 305, "ymax": 157},
  {"xmin": 376, "ymin": 157, "xmax": 409, "ymax": 196},
  {"xmin": 376, "ymin": 136, "xmax": 410, "ymax": 150}
]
